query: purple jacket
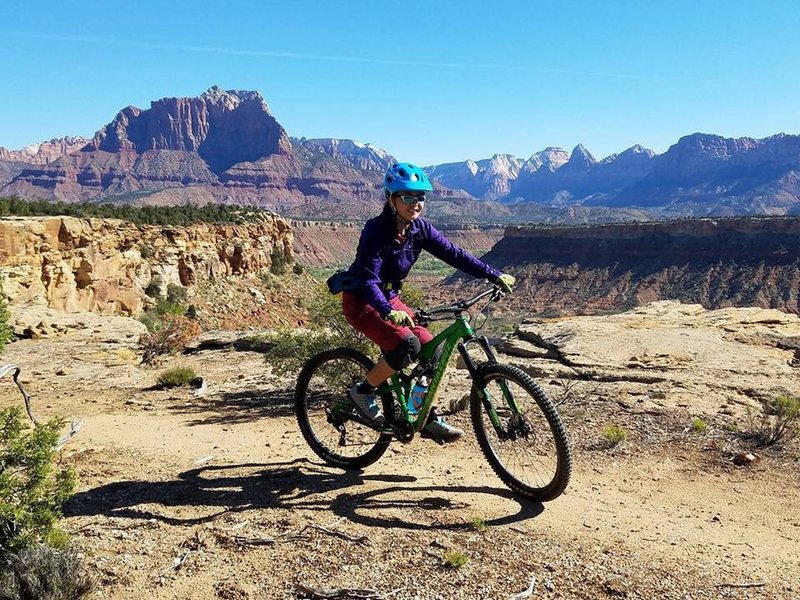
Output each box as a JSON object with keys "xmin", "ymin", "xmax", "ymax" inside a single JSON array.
[{"xmin": 347, "ymin": 205, "xmax": 502, "ymax": 317}]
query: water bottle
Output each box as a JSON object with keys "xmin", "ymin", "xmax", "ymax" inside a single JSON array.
[{"xmin": 408, "ymin": 376, "xmax": 429, "ymax": 415}]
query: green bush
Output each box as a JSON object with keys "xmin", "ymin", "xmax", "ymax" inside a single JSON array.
[
  {"xmin": 691, "ymin": 418, "xmax": 707, "ymax": 433},
  {"xmin": 156, "ymin": 366, "xmax": 197, "ymax": 387},
  {"xmin": 0, "ymin": 409, "xmax": 76, "ymax": 554},
  {"xmin": 0, "ymin": 277, "xmax": 11, "ymax": 355},
  {"xmin": 144, "ymin": 281, "xmax": 161, "ymax": 299},
  {"xmin": 471, "ymin": 517, "xmax": 488, "ymax": 532},
  {"xmin": 602, "ymin": 424, "xmax": 628, "ymax": 447},
  {"xmin": 443, "ymin": 550, "xmax": 468, "ymax": 569},
  {"xmin": 270, "ymin": 247, "xmax": 289, "ymax": 275},
  {"xmin": 398, "ymin": 282, "xmax": 425, "ymax": 312},
  {"xmin": 139, "ymin": 284, "xmax": 191, "ymax": 337},
  {"xmin": 0, "ymin": 544, "xmax": 93, "ymax": 600},
  {"xmin": 166, "ymin": 283, "xmax": 188, "ymax": 305},
  {"xmin": 261, "ymin": 284, "xmax": 374, "ymax": 377}
]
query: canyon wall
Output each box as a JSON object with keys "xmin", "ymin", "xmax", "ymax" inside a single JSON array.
[
  {"xmin": 0, "ymin": 215, "xmax": 293, "ymax": 316},
  {"xmin": 467, "ymin": 217, "xmax": 800, "ymax": 314}
]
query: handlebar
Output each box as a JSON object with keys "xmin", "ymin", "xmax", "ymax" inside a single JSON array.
[{"xmin": 415, "ymin": 284, "xmax": 505, "ymax": 326}]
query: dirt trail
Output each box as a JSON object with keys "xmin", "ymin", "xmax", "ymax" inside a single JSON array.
[{"xmin": 1, "ymin": 333, "xmax": 799, "ymax": 600}]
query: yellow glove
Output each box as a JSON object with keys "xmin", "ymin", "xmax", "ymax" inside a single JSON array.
[
  {"xmin": 386, "ymin": 310, "xmax": 414, "ymax": 327},
  {"xmin": 497, "ymin": 273, "xmax": 515, "ymax": 294}
]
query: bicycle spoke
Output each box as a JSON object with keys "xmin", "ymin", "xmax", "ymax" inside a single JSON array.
[
  {"xmin": 295, "ymin": 349, "xmax": 392, "ymax": 469},
  {"xmin": 471, "ymin": 363, "xmax": 571, "ymax": 501}
]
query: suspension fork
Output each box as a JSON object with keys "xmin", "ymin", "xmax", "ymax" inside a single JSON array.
[{"xmin": 459, "ymin": 336, "xmax": 522, "ymax": 430}]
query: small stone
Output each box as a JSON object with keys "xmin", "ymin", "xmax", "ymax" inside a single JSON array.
[{"xmin": 732, "ymin": 452, "xmax": 759, "ymax": 466}]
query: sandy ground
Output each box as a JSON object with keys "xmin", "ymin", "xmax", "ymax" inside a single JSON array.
[{"xmin": 1, "ymin": 331, "xmax": 799, "ymax": 600}]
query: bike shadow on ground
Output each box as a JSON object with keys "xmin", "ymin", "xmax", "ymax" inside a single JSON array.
[{"xmin": 64, "ymin": 458, "xmax": 543, "ymax": 530}]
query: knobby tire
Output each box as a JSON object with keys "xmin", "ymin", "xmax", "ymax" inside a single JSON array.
[
  {"xmin": 470, "ymin": 363, "xmax": 572, "ymax": 501},
  {"xmin": 295, "ymin": 348, "xmax": 392, "ymax": 469}
]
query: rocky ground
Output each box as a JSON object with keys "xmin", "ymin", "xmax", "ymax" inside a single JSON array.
[{"xmin": 1, "ymin": 301, "xmax": 799, "ymax": 599}]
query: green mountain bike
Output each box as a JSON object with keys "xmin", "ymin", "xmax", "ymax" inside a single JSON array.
[{"xmin": 294, "ymin": 285, "xmax": 572, "ymax": 501}]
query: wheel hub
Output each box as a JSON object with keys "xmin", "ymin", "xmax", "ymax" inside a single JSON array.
[{"xmin": 506, "ymin": 413, "xmax": 533, "ymax": 440}]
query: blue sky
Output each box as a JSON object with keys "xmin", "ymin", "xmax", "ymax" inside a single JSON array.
[{"xmin": 1, "ymin": 1, "xmax": 798, "ymax": 165}]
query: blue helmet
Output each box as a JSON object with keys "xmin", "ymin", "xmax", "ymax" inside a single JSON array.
[{"xmin": 383, "ymin": 162, "xmax": 433, "ymax": 197}]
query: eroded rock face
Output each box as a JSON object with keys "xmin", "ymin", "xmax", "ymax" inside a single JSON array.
[
  {"xmin": 0, "ymin": 88, "xmax": 388, "ymax": 211},
  {"xmin": 473, "ymin": 216, "xmax": 800, "ymax": 314},
  {"xmin": 0, "ymin": 215, "xmax": 294, "ymax": 317},
  {"xmin": 500, "ymin": 300, "xmax": 800, "ymax": 414},
  {"xmin": 0, "ymin": 136, "xmax": 90, "ymax": 164},
  {"xmin": 290, "ymin": 220, "xmax": 504, "ymax": 268},
  {"xmin": 85, "ymin": 87, "xmax": 292, "ymax": 174}
]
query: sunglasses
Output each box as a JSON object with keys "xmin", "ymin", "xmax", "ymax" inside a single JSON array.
[{"xmin": 396, "ymin": 194, "xmax": 426, "ymax": 205}]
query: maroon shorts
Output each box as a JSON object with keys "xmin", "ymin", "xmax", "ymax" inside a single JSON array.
[{"xmin": 342, "ymin": 292, "xmax": 433, "ymax": 352}]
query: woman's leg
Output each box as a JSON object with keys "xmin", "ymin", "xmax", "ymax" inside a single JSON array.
[
  {"xmin": 342, "ymin": 294, "xmax": 427, "ymax": 378},
  {"xmin": 365, "ymin": 358, "xmax": 395, "ymax": 387},
  {"xmin": 342, "ymin": 293, "xmax": 419, "ymax": 422}
]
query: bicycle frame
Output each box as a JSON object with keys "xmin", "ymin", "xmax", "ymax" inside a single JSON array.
[
  {"xmin": 297, "ymin": 284, "xmax": 573, "ymax": 500},
  {"xmin": 328, "ymin": 285, "xmax": 520, "ymax": 439},
  {"xmin": 376, "ymin": 312, "xmax": 513, "ymax": 434}
]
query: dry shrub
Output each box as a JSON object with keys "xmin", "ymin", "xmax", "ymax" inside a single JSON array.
[
  {"xmin": 744, "ymin": 394, "xmax": 800, "ymax": 447},
  {"xmin": 139, "ymin": 315, "xmax": 201, "ymax": 364},
  {"xmin": 0, "ymin": 544, "xmax": 93, "ymax": 600}
]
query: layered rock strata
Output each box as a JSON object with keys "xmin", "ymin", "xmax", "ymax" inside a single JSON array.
[
  {"xmin": 498, "ymin": 300, "xmax": 800, "ymax": 414},
  {"xmin": 464, "ymin": 217, "xmax": 800, "ymax": 313},
  {"xmin": 290, "ymin": 220, "xmax": 504, "ymax": 268},
  {"xmin": 0, "ymin": 215, "xmax": 293, "ymax": 316}
]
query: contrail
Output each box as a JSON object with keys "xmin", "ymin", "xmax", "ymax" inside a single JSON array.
[{"xmin": 6, "ymin": 32, "xmax": 700, "ymax": 81}]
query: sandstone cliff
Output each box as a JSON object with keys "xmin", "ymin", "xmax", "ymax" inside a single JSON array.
[
  {"xmin": 0, "ymin": 136, "xmax": 91, "ymax": 186},
  {"xmin": 0, "ymin": 215, "xmax": 293, "ymax": 317},
  {"xmin": 458, "ymin": 217, "xmax": 800, "ymax": 314},
  {"xmin": 1, "ymin": 88, "xmax": 386, "ymax": 212}
]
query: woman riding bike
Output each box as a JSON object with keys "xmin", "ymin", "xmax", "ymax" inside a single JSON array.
[{"xmin": 340, "ymin": 162, "xmax": 515, "ymax": 442}]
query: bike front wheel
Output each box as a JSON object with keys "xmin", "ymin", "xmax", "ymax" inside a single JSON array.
[
  {"xmin": 295, "ymin": 348, "xmax": 392, "ymax": 470},
  {"xmin": 471, "ymin": 363, "xmax": 572, "ymax": 501}
]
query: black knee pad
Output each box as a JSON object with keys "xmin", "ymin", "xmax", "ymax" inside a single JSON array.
[{"xmin": 384, "ymin": 335, "xmax": 421, "ymax": 371}]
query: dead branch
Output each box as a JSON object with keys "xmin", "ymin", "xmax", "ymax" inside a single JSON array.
[
  {"xmin": 295, "ymin": 584, "xmax": 384, "ymax": 599},
  {"xmin": 0, "ymin": 363, "xmax": 82, "ymax": 447},
  {"xmin": 300, "ymin": 523, "xmax": 370, "ymax": 545},
  {"xmin": 715, "ymin": 581, "xmax": 766, "ymax": 589},
  {"xmin": 232, "ymin": 535, "xmax": 277, "ymax": 546},
  {"xmin": 508, "ymin": 575, "xmax": 537, "ymax": 600}
]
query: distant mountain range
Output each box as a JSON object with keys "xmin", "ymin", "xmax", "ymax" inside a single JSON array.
[{"xmin": 1, "ymin": 86, "xmax": 799, "ymax": 223}]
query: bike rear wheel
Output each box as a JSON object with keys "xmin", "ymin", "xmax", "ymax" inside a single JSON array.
[
  {"xmin": 295, "ymin": 348, "xmax": 392, "ymax": 470},
  {"xmin": 471, "ymin": 363, "xmax": 572, "ymax": 501}
]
